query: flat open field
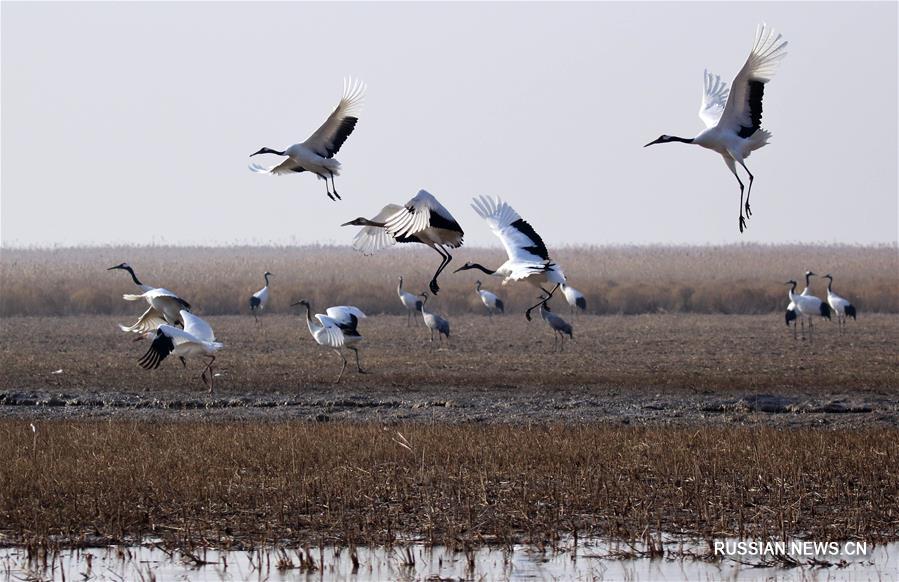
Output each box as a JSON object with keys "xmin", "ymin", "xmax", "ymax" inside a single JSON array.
[{"xmin": 1, "ymin": 313, "xmax": 896, "ymax": 427}]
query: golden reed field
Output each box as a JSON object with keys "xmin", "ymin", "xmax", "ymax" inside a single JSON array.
[{"xmin": 1, "ymin": 244, "xmax": 897, "ymax": 317}]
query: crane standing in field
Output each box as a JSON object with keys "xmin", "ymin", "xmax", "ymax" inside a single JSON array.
[
  {"xmin": 293, "ymin": 300, "xmax": 367, "ymax": 383},
  {"xmin": 785, "ymin": 279, "xmax": 831, "ymax": 342},
  {"xmin": 418, "ymin": 292, "xmax": 450, "ymax": 343},
  {"xmin": 644, "ymin": 24, "xmax": 788, "ymax": 233},
  {"xmin": 397, "ymin": 276, "xmax": 422, "ymax": 326},
  {"xmin": 249, "ymin": 271, "xmax": 273, "ymax": 324},
  {"xmin": 249, "ymin": 78, "xmax": 365, "ymax": 201},
  {"xmin": 108, "ymin": 263, "xmax": 192, "ymax": 333},
  {"xmin": 823, "ymin": 274, "xmax": 857, "ymax": 333},
  {"xmin": 456, "ymin": 195, "xmax": 566, "ymax": 321},
  {"xmin": 342, "ymin": 190, "xmax": 464, "ymax": 295},
  {"xmin": 561, "ymin": 283, "xmax": 586, "ymax": 316},
  {"xmin": 137, "ymin": 310, "xmax": 224, "ymax": 393},
  {"xmin": 539, "ymin": 296, "xmax": 574, "ymax": 352},
  {"xmin": 475, "ymin": 280, "xmax": 504, "ymax": 318}
]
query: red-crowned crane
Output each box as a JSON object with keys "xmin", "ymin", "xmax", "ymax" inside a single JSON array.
[
  {"xmin": 342, "ymin": 189, "xmax": 464, "ymax": 295},
  {"xmin": 250, "ymin": 78, "xmax": 365, "ymax": 201},
  {"xmin": 249, "ymin": 271, "xmax": 273, "ymax": 324},
  {"xmin": 645, "ymin": 24, "xmax": 788, "ymax": 232},
  {"xmin": 824, "ymin": 274, "xmax": 857, "ymax": 334},
  {"xmin": 293, "ymin": 300, "xmax": 367, "ymax": 383},
  {"xmin": 137, "ymin": 310, "xmax": 224, "ymax": 393},
  {"xmin": 455, "ymin": 195, "xmax": 566, "ymax": 321}
]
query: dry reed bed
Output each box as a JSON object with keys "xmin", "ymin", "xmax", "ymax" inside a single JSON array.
[
  {"xmin": 1, "ymin": 244, "xmax": 897, "ymax": 317},
  {"xmin": 1, "ymin": 421, "xmax": 897, "ymax": 549}
]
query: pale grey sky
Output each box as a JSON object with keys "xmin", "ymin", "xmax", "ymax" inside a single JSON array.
[{"xmin": 2, "ymin": 1, "xmax": 896, "ymax": 247}]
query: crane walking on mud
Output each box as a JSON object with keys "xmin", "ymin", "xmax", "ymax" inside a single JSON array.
[
  {"xmin": 293, "ymin": 300, "xmax": 367, "ymax": 383},
  {"xmin": 249, "ymin": 271, "xmax": 273, "ymax": 324}
]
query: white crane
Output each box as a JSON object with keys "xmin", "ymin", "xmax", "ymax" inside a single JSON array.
[
  {"xmin": 249, "ymin": 78, "xmax": 365, "ymax": 201},
  {"xmin": 137, "ymin": 310, "xmax": 224, "ymax": 393},
  {"xmin": 456, "ymin": 195, "xmax": 566, "ymax": 321},
  {"xmin": 342, "ymin": 189, "xmax": 464, "ymax": 295},
  {"xmin": 539, "ymin": 296, "xmax": 573, "ymax": 351},
  {"xmin": 109, "ymin": 263, "xmax": 192, "ymax": 333},
  {"xmin": 823, "ymin": 274, "xmax": 857, "ymax": 333},
  {"xmin": 249, "ymin": 271, "xmax": 273, "ymax": 323},
  {"xmin": 561, "ymin": 283, "xmax": 586, "ymax": 316},
  {"xmin": 293, "ymin": 300, "xmax": 367, "ymax": 383},
  {"xmin": 418, "ymin": 292, "xmax": 450, "ymax": 342},
  {"xmin": 397, "ymin": 276, "xmax": 422, "ymax": 326},
  {"xmin": 645, "ymin": 24, "xmax": 788, "ymax": 233},
  {"xmin": 784, "ymin": 279, "xmax": 831, "ymax": 341},
  {"xmin": 475, "ymin": 280, "xmax": 504, "ymax": 318}
]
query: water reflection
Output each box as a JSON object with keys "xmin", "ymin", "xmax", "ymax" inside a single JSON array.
[{"xmin": 1, "ymin": 537, "xmax": 895, "ymax": 581}]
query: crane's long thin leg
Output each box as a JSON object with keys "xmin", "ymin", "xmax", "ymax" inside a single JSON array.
[
  {"xmin": 319, "ymin": 173, "xmax": 336, "ymax": 201},
  {"xmin": 428, "ymin": 246, "xmax": 450, "ymax": 295},
  {"xmin": 724, "ymin": 157, "xmax": 747, "ymax": 232},
  {"xmin": 200, "ymin": 355, "xmax": 216, "ymax": 393},
  {"xmin": 737, "ymin": 159, "xmax": 755, "ymax": 218},
  {"xmin": 328, "ymin": 170, "xmax": 341, "ymax": 200},
  {"xmin": 351, "ymin": 347, "xmax": 367, "ymax": 373},
  {"xmin": 560, "ymin": 332, "xmax": 565, "ymax": 352},
  {"xmin": 525, "ymin": 283, "xmax": 560, "ymax": 321},
  {"xmin": 333, "ymin": 349, "xmax": 347, "ymax": 384}
]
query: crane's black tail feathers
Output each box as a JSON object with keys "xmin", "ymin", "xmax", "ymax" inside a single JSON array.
[
  {"xmin": 415, "ymin": 300, "xmax": 423, "ymax": 311},
  {"xmin": 785, "ymin": 309, "xmax": 797, "ymax": 326},
  {"xmin": 819, "ymin": 303, "xmax": 832, "ymax": 319},
  {"xmin": 845, "ymin": 304, "xmax": 857, "ymax": 320},
  {"xmin": 495, "ymin": 298, "xmax": 505, "ymax": 313},
  {"xmin": 575, "ymin": 297, "xmax": 586, "ymax": 311},
  {"xmin": 249, "ymin": 296, "xmax": 261, "ymax": 311}
]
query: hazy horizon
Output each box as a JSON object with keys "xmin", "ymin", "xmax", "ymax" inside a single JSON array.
[{"xmin": 2, "ymin": 2, "xmax": 897, "ymax": 248}]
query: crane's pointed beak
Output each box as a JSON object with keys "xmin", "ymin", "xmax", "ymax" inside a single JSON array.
[
  {"xmin": 340, "ymin": 220, "xmax": 354, "ymax": 227},
  {"xmin": 453, "ymin": 266, "xmax": 467, "ymax": 273},
  {"xmin": 644, "ymin": 138, "xmax": 661, "ymax": 148}
]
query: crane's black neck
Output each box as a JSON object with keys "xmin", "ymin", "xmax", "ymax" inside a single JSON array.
[
  {"xmin": 666, "ymin": 136, "xmax": 694, "ymax": 144},
  {"xmin": 466, "ymin": 263, "xmax": 496, "ymax": 276},
  {"xmin": 475, "ymin": 281, "xmax": 482, "ymax": 291},
  {"xmin": 263, "ymin": 273, "xmax": 270, "ymax": 286},
  {"xmin": 805, "ymin": 273, "xmax": 813, "ymax": 287},
  {"xmin": 125, "ymin": 266, "xmax": 142, "ymax": 286},
  {"xmin": 259, "ymin": 147, "xmax": 286, "ymax": 156},
  {"xmin": 826, "ymin": 278, "xmax": 833, "ymax": 292},
  {"xmin": 788, "ymin": 281, "xmax": 797, "ymax": 294}
]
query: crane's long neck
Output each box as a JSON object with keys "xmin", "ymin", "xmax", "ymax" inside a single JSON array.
[
  {"xmin": 787, "ymin": 282, "xmax": 797, "ymax": 300},
  {"xmin": 125, "ymin": 266, "xmax": 143, "ymax": 287},
  {"xmin": 826, "ymin": 278, "xmax": 833, "ymax": 293},
  {"xmin": 467, "ymin": 263, "xmax": 497, "ymax": 276},
  {"xmin": 475, "ymin": 281, "xmax": 482, "ymax": 292},
  {"xmin": 302, "ymin": 304, "xmax": 317, "ymax": 334},
  {"xmin": 263, "ymin": 273, "xmax": 270, "ymax": 287},
  {"xmin": 397, "ymin": 277, "xmax": 404, "ymax": 296},
  {"xmin": 805, "ymin": 273, "xmax": 813, "ymax": 289}
]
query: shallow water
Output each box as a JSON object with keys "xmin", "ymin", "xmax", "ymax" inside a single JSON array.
[{"xmin": 1, "ymin": 537, "xmax": 896, "ymax": 581}]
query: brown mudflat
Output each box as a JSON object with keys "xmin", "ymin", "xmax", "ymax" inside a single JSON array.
[{"xmin": 0, "ymin": 314, "xmax": 896, "ymax": 427}]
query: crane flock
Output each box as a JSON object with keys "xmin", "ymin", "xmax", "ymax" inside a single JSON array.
[{"xmin": 104, "ymin": 25, "xmax": 861, "ymax": 391}]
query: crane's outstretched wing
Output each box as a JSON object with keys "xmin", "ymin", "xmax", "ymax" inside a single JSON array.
[
  {"xmin": 302, "ymin": 78, "xmax": 366, "ymax": 158},
  {"xmin": 326, "ymin": 306, "xmax": 366, "ymax": 324},
  {"xmin": 123, "ymin": 288, "xmax": 192, "ymax": 311},
  {"xmin": 314, "ymin": 314, "xmax": 347, "ymax": 346},
  {"xmin": 470, "ymin": 195, "xmax": 550, "ymax": 264},
  {"xmin": 717, "ymin": 24, "xmax": 788, "ymax": 138},
  {"xmin": 119, "ymin": 306, "xmax": 167, "ymax": 334},
  {"xmin": 698, "ymin": 69, "xmax": 730, "ymax": 129},
  {"xmin": 384, "ymin": 190, "xmax": 463, "ymax": 243},
  {"xmin": 181, "ymin": 310, "xmax": 216, "ymax": 342},
  {"xmin": 349, "ymin": 204, "xmax": 405, "ymax": 255},
  {"xmin": 138, "ymin": 325, "xmax": 180, "ymax": 369},
  {"xmin": 249, "ymin": 158, "xmax": 307, "ymax": 175}
]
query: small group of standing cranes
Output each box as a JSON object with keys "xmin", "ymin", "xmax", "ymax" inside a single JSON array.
[{"xmin": 784, "ymin": 271, "xmax": 856, "ymax": 341}]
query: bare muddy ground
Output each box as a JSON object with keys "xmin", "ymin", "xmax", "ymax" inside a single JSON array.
[{"xmin": 1, "ymin": 314, "xmax": 896, "ymax": 427}]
